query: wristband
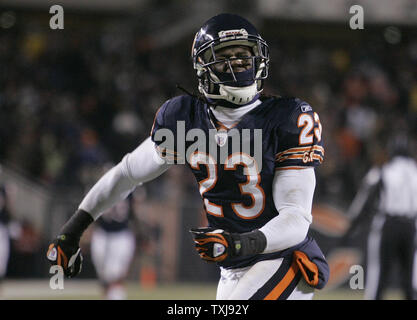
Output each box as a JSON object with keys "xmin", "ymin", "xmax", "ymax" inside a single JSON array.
[
  {"xmin": 58, "ymin": 209, "xmax": 94, "ymax": 241},
  {"xmin": 231, "ymin": 230, "xmax": 267, "ymax": 256}
]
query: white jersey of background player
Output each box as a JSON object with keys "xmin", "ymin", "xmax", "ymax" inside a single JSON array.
[{"xmin": 91, "ymin": 197, "xmax": 135, "ymax": 300}]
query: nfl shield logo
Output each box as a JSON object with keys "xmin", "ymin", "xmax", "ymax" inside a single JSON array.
[
  {"xmin": 47, "ymin": 247, "xmax": 57, "ymax": 261},
  {"xmin": 213, "ymin": 243, "xmax": 225, "ymax": 258},
  {"xmin": 215, "ymin": 130, "xmax": 228, "ymax": 147}
]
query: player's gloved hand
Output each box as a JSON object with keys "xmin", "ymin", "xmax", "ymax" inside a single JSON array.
[
  {"xmin": 190, "ymin": 227, "xmax": 235, "ymax": 262},
  {"xmin": 46, "ymin": 234, "xmax": 83, "ymax": 278},
  {"xmin": 46, "ymin": 209, "xmax": 93, "ymax": 278},
  {"xmin": 190, "ymin": 227, "xmax": 267, "ymax": 263}
]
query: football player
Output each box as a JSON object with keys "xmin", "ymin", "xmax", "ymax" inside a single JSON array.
[
  {"xmin": 0, "ymin": 185, "xmax": 11, "ymax": 286},
  {"xmin": 47, "ymin": 13, "xmax": 329, "ymax": 300},
  {"xmin": 344, "ymin": 133, "xmax": 417, "ymax": 300},
  {"xmin": 90, "ymin": 197, "xmax": 136, "ymax": 300}
]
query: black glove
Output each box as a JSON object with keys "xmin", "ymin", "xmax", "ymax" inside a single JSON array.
[
  {"xmin": 47, "ymin": 234, "xmax": 83, "ymax": 278},
  {"xmin": 190, "ymin": 227, "xmax": 267, "ymax": 263},
  {"xmin": 46, "ymin": 209, "xmax": 93, "ymax": 278}
]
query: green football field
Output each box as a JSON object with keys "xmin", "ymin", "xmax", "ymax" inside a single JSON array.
[{"xmin": 0, "ymin": 279, "xmax": 405, "ymax": 300}]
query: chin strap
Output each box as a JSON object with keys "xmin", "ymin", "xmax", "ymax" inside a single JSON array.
[
  {"xmin": 219, "ymin": 83, "xmax": 259, "ymax": 105},
  {"xmin": 201, "ymin": 82, "xmax": 261, "ymax": 106}
]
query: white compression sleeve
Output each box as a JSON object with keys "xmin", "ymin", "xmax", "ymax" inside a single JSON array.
[
  {"xmin": 79, "ymin": 137, "xmax": 171, "ymax": 219},
  {"xmin": 259, "ymin": 168, "xmax": 315, "ymax": 253}
]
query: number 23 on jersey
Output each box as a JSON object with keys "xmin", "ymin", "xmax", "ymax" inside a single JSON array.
[
  {"xmin": 297, "ymin": 112, "xmax": 322, "ymax": 145},
  {"xmin": 189, "ymin": 152, "xmax": 265, "ymax": 220}
]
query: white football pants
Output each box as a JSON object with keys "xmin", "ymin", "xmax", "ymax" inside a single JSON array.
[{"xmin": 216, "ymin": 257, "xmax": 314, "ymax": 300}]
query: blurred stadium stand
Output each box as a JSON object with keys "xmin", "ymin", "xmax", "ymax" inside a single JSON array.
[
  {"xmin": 0, "ymin": 0, "xmax": 416, "ymax": 291},
  {"xmin": 1, "ymin": 0, "xmax": 146, "ymax": 12},
  {"xmin": 258, "ymin": 0, "xmax": 417, "ymax": 25}
]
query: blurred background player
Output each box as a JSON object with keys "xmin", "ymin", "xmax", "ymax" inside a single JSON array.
[
  {"xmin": 90, "ymin": 196, "xmax": 136, "ymax": 300},
  {"xmin": 0, "ymin": 184, "xmax": 11, "ymax": 290},
  {"xmin": 83, "ymin": 162, "xmax": 140, "ymax": 300},
  {"xmin": 344, "ymin": 132, "xmax": 417, "ymax": 300}
]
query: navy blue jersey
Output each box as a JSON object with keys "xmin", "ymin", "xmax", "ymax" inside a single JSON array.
[{"xmin": 151, "ymin": 95, "xmax": 324, "ymax": 268}]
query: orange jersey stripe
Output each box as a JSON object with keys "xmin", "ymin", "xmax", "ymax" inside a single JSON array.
[
  {"xmin": 276, "ymin": 145, "xmax": 325, "ymax": 159},
  {"xmin": 312, "ymin": 154, "xmax": 324, "ymax": 163},
  {"xmin": 276, "ymin": 150, "xmax": 324, "ymax": 164},
  {"xmin": 150, "ymin": 107, "xmax": 162, "ymax": 136},
  {"xmin": 264, "ymin": 259, "xmax": 300, "ymax": 300},
  {"xmin": 276, "ymin": 154, "xmax": 304, "ymax": 162},
  {"xmin": 156, "ymin": 146, "xmax": 179, "ymax": 155},
  {"xmin": 275, "ymin": 146, "xmax": 311, "ymax": 158},
  {"xmin": 276, "ymin": 154, "xmax": 323, "ymax": 162}
]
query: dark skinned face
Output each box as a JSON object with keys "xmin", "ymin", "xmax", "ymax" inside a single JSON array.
[{"xmin": 211, "ymin": 46, "xmax": 253, "ymax": 73}]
